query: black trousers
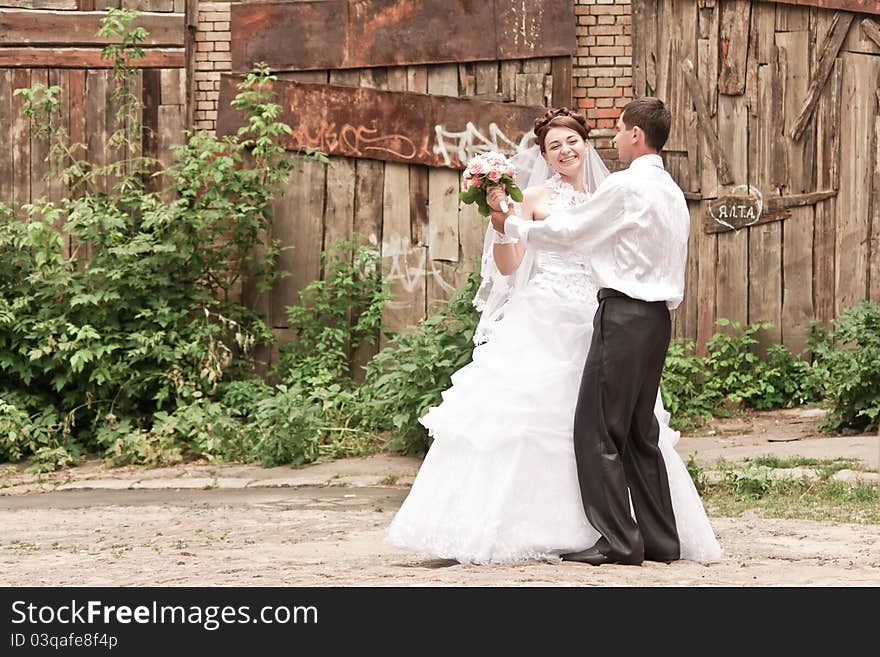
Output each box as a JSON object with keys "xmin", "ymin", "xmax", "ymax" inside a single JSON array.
[{"xmin": 573, "ymin": 288, "xmax": 680, "ymax": 564}]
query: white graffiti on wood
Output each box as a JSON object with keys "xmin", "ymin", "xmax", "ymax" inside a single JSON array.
[
  {"xmin": 433, "ymin": 123, "xmax": 535, "ymax": 167},
  {"xmin": 372, "ymin": 232, "xmax": 457, "ymax": 308}
]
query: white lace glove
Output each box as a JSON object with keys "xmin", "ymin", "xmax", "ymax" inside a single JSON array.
[{"xmin": 493, "ymin": 228, "xmax": 518, "ymax": 245}]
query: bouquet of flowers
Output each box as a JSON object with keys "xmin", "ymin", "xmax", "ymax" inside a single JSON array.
[{"xmin": 458, "ymin": 151, "xmax": 523, "ymax": 217}]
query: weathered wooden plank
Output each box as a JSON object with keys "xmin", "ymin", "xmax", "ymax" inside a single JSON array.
[
  {"xmin": 777, "ymin": 30, "xmax": 813, "ymax": 192},
  {"xmin": 696, "ymin": 200, "xmax": 717, "ymax": 355},
  {"xmin": 753, "ymin": 44, "xmax": 788, "ymax": 195},
  {"xmin": 782, "ymin": 207, "xmax": 815, "ymax": 353},
  {"xmin": 698, "ymin": 19, "xmax": 719, "ymax": 196},
  {"xmin": 323, "ymin": 156, "xmax": 356, "ymax": 249},
  {"xmin": 753, "ymin": 0, "xmax": 778, "ymax": 65},
  {"xmin": 719, "ymin": 0, "xmax": 751, "ymax": 95},
  {"xmin": 776, "ymin": 1, "xmax": 811, "ymax": 30},
  {"xmin": 500, "ymin": 60, "xmax": 518, "ymax": 102},
  {"xmin": 715, "ymin": 92, "xmax": 749, "ymax": 332},
  {"xmin": 550, "ymin": 56, "xmax": 571, "ymax": 108},
  {"xmin": 85, "ymin": 69, "xmax": 109, "ymax": 194},
  {"xmin": 49, "ymin": 68, "xmax": 71, "ymax": 258},
  {"xmin": 748, "ymin": 222, "xmax": 783, "ymax": 354},
  {"xmin": 217, "ymin": 75, "xmax": 541, "ymax": 170},
  {"xmin": 183, "ymin": 0, "xmax": 196, "ymax": 129},
  {"xmin": 863, "ymin": 18, "xmax": 880, "ymax": 48},
  {"xmin": 789, "ymin": 12, "xmax": 853, "ymax": 141},
  {"xmin": 0, "ymin": 0, "xmax": 78, "ymax": 9},
  {"xmin": 474, "ymin": 61, "xmax": 499, "ymax": 99},
  {"xmin": 156, "ymin": 103, "xmax": 182, "ymax": 195},
  {"xmin": 11, "ymin": 68, "xmax": 30, "ymax": 208},
  {"xmin": 679, "ymin": 199, "xmax": 701, "ymax": 342},
  {"xmin": 67, "ymin": 68, "xmax": 86, "ymax": 182},
  {"xmin": 632, "ymin": 0, "xmax": 649, "ymax": 95},
  {"xmin": 0, "ymin": 47, "xmax": 184, "ymax": 68},
  {"xmin": 0, "ymin": 9, "xmax": 183, "ymax": 46},
  {"xmin": 141, "ymin": 68, "xmax": 160, "ymax": 187},
  {"xmin": 767, "ymin": 0, "xmax": 879, "ymax": 17},
  {"xmin": 270, "ymin": 155, "xmax": 326, "ymax": 329},
  {"xmin": 404, "ymin": 65, "xmax": 430, "ymax": 252},
  {"xmin": 426, "ymin": 64, "xmax": 459, "ymax": 263},
  {"xmin": 159, "ymin": 67, "xmax": 183, "ymax": 105},
  {"xmin": 682, "ymin": 58, "xmax": 733, "ymax": 186},
  {"xmin": 381, "ymin": 160, "xmax": 426, "ymax": 348},
  {"xmin": 29, "ymin": 68, "xmax": 50, "ymax": 203},
  {"xmin": 665, "ymin": 0, "xmax": 697, "ymax": 152},
  {"xmin": 231, "ymin": 0, "xmax": 575, "ymax": 73},
  {"xmin": 515, "ymin": 72, "xmax": 545, "ymax": 106},
  {"xmin": 0, "ymin": 70, "xmax": 14, "ymax": 206},
  {"xmin": 871, "ymin": 91, "xmax": 880, "ymax": 302},
  {"xmin": 836, "ymin": 53, "xmax": 880, "ymax": 313}
]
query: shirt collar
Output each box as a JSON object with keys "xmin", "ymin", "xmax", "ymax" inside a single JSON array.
[{"xmin": 628, "ymin": 153, "xmax": 664, "ymax": 170}]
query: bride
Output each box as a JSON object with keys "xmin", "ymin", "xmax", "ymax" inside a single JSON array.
[{"xmin": 386, "ymin": 108, "xmax": 722, "ymax": 565}]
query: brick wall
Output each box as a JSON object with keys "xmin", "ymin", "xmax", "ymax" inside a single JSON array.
[
  {"xmin": 193, "ymin": 1, "xmax": 231, "ymax": 131},
  {"xmin": 573, "ymin": 0, "xmax": 634, "ymax": 166}
]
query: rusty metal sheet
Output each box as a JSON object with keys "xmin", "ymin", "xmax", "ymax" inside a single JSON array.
[
  {"xmin": 496, "ymin": 0, "xmax": 577, "ymax": 60},
  {"xmin": 216, "ymin": 76, "xmax": 543, "ymax": 169},
  {"xmin": 231, "ymin": 1, "xmax": 348, "ymax": 73},
  {"xmin": 231, "ymin": 0, "xmax": 576, "ymax": 73}
]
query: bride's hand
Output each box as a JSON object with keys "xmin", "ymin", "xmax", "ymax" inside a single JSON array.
[{"xmin": 486, "ymin": 185, "xmax": 508, "ymax": 212}]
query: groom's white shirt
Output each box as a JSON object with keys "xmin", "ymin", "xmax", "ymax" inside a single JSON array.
[{"xmin": 504, "ymin": 153, "xmax": 690, "ymax": 310}]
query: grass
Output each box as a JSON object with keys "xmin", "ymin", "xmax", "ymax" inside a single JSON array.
[{"xmin": 687, "ymin": 456, "xmax": 880, "ymax": 525}]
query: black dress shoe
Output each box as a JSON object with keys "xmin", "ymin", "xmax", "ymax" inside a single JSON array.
[{"xmin": 560, "ymin": 547, "xmax": 619, "ymax": 566}]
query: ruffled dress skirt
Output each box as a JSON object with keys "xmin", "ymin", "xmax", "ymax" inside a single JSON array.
[{"xmin": 386, "ymin": 263, "xmax": 723, "ymax": 564}]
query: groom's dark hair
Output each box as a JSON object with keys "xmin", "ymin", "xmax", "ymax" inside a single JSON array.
[{"xmin": 621, "ymin": 97, "xmax": 671, "ymax": 151}]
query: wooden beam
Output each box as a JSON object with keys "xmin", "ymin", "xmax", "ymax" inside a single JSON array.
[
  {"xmin": 789, "ymin": 12, "xmax": 854, "ymax": 142},
  {"xmin": 718, "ymin": 0, "xmax": 751, "ymax": 95},
  {"xmin": 184, "ymin": 0, "xmax": 197, "ymax": 131},
  {"xmin": 703, "ymin": 190, "xmax": 837, "ymax": 233},
  {"xmin": 0, "ymin": 10, "xmax": 183, "ymax": 47},
  {"xmin": 862, "ymin": 18, "xmax": 880, "ymax": 48},
  {"xmin": 761, "ymin": 0, "xmax": 880, "ymax": 16},
  {"xmin": 681, "ymin": 58, "xmax": 734, "ymax": 185},
  {"xmin": 0, "ymin": 47, "xmax": 184, "ymax": 68},
  {"xmin": 0, "ymin": 0, "xmax": 77, "ymax": 8},
  {"xmin": 764, "ymin": 189, "xmax": 837, "ymax": 211}
]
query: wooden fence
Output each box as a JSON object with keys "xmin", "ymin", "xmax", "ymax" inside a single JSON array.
[
  {"xmin": 633, "ymin": 0, "xmax": 880, "ymax": 354},
  {"xmin": 0, "ymin": 1, "xmax": 186, "ymax": 228}
]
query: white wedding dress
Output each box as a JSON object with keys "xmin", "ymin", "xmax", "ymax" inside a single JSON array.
[{"xmin": 386, "ymin": 173, "xmax": 723, "ymax": 565}]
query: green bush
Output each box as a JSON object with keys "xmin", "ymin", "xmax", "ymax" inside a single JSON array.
[
  {"xmin": 0, "ymin": 11, "xmax": 318, "ymax": 468},
  {"xmin": 660, "ymin": 339, "xmax": 721, "ymax": 428},
  {"xmin": 661, "ymin": 319, "xmax": 814, "ymax": 430},
  {"xmin": 808, "ymin": 301, "xmax": 880, "ymax": 432},
  {"xmin": 359, "ymin": 272, "xmax": 481, "ymax": 455}
]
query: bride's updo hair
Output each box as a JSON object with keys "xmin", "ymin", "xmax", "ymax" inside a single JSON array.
[{"xmin": 533, "ymin": 107, "xmax": 590, "ymax": 153}]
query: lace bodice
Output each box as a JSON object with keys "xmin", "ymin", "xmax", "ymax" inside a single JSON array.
[{"xmin": 529, "ymin": 173, "xmax": 597, "ymax": 304}]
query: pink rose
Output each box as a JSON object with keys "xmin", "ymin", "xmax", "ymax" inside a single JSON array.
[
  {"xmin": 461, "ymin": 177, "xmax": 470, "ymax": 192},
  {"xmin": 488, "ymin": 170, "xmax": 501, "ymax": 182},
  {"xmin": 506, "ymin": 166, "xmax": 515, "ymax": 177},
  {"xmin": 468, "ymin": 162, "xmax": 483, "ymax": 176},
  {"xmin": 470, "ymin": 177, "xmax": 482, "ymax": 188}
]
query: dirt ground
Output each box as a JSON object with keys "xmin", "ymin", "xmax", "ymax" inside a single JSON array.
[{"xmin": 1, "ymin": 407, "xmax": 878, "ymax": 586}]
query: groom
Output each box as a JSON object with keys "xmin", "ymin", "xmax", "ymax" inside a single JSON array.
[{"xmin": 488, "ymin": 97, "xmax": 689, "ymax": 566}]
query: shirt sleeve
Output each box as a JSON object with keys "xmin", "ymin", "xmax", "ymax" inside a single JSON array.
[{"xmin": 504, "ymin": 175, "xmax": 628, "ymax": 253}]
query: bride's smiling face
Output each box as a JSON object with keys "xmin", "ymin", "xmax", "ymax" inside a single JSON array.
[{"xmin": 542, "ymin": 126, "xmax": 588, "ymax": 179}]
